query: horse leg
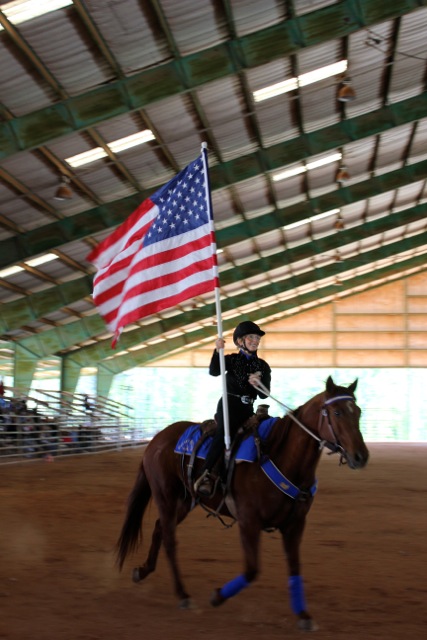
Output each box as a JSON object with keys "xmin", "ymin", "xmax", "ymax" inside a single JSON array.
[
  {"xmin": 146, "ymin": 477, "xmax": 193, "ymax": 608},
  {"xmin": 132, "ymin": 517, "xmax": 162, "ymax": 583},
  {"xmin": 132, "ymin": 501, "xmax": 191, "ymax": 583},
  {"xmin": 211, "ymin": 517, "xmax": 261, "ymax": 607},
  {"xmin": 281, "ymin": 517, "xmax": 317, "ymax": 631},
  {"xmin": 159, "ymin": 506, "xmax": 193, "ymax": 608}
]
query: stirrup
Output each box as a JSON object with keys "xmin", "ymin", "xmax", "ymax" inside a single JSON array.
[{"xmin": 194, "ymin": 470, "xmax": 214, "ymax": 497}]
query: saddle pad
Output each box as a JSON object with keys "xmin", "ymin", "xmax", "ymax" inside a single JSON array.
[{"xmin": 174, "ymin": 417, "xmax": 278, "ymax": 463}]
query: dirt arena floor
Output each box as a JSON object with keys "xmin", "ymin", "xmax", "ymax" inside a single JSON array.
[{"xmin": 0, "ymin": 443, "xmax": 425, "ymax": 640}]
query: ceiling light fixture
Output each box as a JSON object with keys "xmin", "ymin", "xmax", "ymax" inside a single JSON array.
[
  {"xmin": 273, "ymin": 152, "xmax": 342, "ymax": 182},
  {"xmin": 0, "ymin": 0, "xmax": 73, "ymax": 31},
  {"xmin": 334, "ymin": 215, "xmax": 345, "ymax": 230},
  {"xmin": 253, "ymin": 60, "xmax": 348, "ymax": 102},
  {"xmin": 65, "ymin": 129, "xmax": 155, "ymax": 167},
  {"xmin": 284, "ymin": 208, "xmax": 340, "ymax": 231},
  {"xmin": 337, "ymin": 77, "xmax": 356, "ymax": 102},
  {"xmin": 0, "ymin": 265, "xmax": 24, "ymax": 278},
  {"xmin": 336, "ymin": 165, "xmax": 351, "ymax": 183},
  {"xmin": 26, "ymin": 253, "xmax": 58, "ymax": 267},
  {"xmin": 54, "ymin": 176, "xmax": 73, "ymax": 200},
  {"xmin": 65, "ymin": 148, "xmax": 108, "ymax": 168},
  {"xmin": 108, "ymin": 130, "xmax": 155, "ymax": 153}
]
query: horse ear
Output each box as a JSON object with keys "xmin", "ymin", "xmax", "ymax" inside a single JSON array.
[
  {"xmin": 348, "ymin": 378, "xmax": 358, "ymax": 394},
  {"xmin": 326, "ymin": 375, "xmax": 335, "ymax": 393}
]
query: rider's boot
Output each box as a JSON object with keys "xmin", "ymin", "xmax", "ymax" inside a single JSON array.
[{"xmin": 194, "ymin": 469, "xmax": 214, "ymax": 497}]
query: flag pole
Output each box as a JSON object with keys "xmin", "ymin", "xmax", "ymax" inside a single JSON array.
[{"xmin": 201, "ymin": 142, "xmax": 231, "ymax": 451}]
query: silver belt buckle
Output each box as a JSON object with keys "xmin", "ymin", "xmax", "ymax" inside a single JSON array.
[{"xmin": 241, "ymin": 395, "xmax": 251, "ymax": 405}]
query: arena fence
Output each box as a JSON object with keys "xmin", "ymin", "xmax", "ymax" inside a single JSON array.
[{"xmin": 0, "ymin": 387, "xmax": 147, "ymax": 464}]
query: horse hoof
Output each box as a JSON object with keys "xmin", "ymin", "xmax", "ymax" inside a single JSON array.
[
  {"xmin": 178, "ymin": 597, "xmax": 193, "ymax": 610},
  {"xmin": 210, "ymin": 588, "xmax": 226, "ymax": 607},
  {"xmin": 297, "ymin": 617, "xmax": 318, "ymax": 632},
  {"xmin": 132, "ymin": 568, "xmax": 141, "ymax": 583}
]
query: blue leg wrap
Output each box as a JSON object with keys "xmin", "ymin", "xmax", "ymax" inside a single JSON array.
[
  {"xmin": 288, "ymin": 575, "xmax": 306, "ymax": 614},
  {"xmin": 220, "ymin": 574, "xmax": 250, "ymax": 600}
]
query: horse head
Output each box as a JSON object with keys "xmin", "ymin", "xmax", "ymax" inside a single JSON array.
[{"xmin": 320, "ymin": 376, "xmax": 369, "ymax": 469}]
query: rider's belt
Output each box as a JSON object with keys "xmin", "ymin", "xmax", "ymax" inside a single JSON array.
[{"xmin": 228, "ymin": 393, "xmax": 254, "ymax": 405}]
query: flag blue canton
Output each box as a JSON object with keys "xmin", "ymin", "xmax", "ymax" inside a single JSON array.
[{"xmin": 144, "ymin": 157, "xmax": 209, "ymax": 247}]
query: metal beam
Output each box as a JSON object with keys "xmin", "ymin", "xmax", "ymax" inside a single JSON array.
[
  {"xmin": 59, "ymin": 229, "xmax": 427, "ymax": 367},
  {"xmin": 71, "ymin": 249, "xmax": 427, "ymax": 374},
  {"xmin": 1, "ymin": 157, "xmax": 425, "ymax": 336},
  {"xmin": 0, "ymin": 0, "xmax": 423, "ymax": 158},
  {"xmin": 0, "ymin": 277, "xmax": 93, "ymax": 334},
  {"xmin": 0, "ymin": 92, "xmax": 426, "ymax": 269},
  {"xmin": 15, "ymin": 202, "xmax": 427, "ymax": 361}
]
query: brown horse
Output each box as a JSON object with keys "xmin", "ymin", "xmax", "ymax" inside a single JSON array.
[{"xmin": 116, "ymin": 375, "xmax": 369, "ymax": 630}]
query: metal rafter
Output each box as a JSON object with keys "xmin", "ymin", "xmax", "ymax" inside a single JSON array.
[
  {"xmin": 0, "ymin": 92, "xmax": 426, "ymax": 269},
  {"xmin": 13, "ymin": 200, "xmax": 427, "ymax": 360},
  {"xmin": 0, "ymin": 0, "xmax": 423, "ymax": 159}
]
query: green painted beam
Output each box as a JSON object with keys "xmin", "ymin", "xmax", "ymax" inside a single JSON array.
[
  {"xmin": 61, "ymin": 358, "xmax": 81, "ymax": 395},
  {"xmin": 14, "ymin": 200, "xmax": 427, "ymax": 360},
  {"xmin": 81, "ymin": 250, "xmax": 427, "ymax": 374},
  {"xmin": 14, "ymin": 344, "xmax": 38, "ymax": 393},
  {"xmin": 16, "ymin": 314, "xmax": 105, "ymax": 358},
  {"xmin": 0, "ymin": 160, "xmax": 427, "ymax": 338},
  {"xmin": 219, "ymin": 201, "xmax": 427, "ymax": 287},
  {"xmin": 217, "ymin": 158, "xmax": 427, "ymax": 246},
  {"xmin": 1, "ymin": 92, "xmax": 426, "ymax": 269},
  {"xmin": 0, "ymin": 0, "xmax": 423, "ymax": 159},
  {"xmin": 96, "ymin": 368, "xmax": 114, "ymax": 398},
  {"xmin": 32, "ymin": 220, "xmax": 426, "ymax": 366},
  {"xmin": 0, "ymin": 277, "xmax": 93, "ymax": 333},
  {"xmin": 61, "ymin": 228, "xmax": 427, "ymax": 367},
  {"xmin": 2, "ymin": 157, "xmax": 425, "ymax": 335}
]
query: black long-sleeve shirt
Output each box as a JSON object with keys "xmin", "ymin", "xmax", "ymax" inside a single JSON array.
[{"xmin": 209, "ymin": 349, "xmax": 271, "ymax": 401}]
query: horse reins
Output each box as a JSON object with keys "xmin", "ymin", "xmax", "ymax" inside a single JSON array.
[{"xmin": 251, "ymin": 380, "xmax": 354, "ymax": 461}]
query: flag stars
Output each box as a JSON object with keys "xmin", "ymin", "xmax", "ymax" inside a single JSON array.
[{"xmin": 144, "ymin": 156, "xmax": 210, "ymax": 247}]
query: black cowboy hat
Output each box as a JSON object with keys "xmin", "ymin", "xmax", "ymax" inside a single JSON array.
[{"xmin": 233, "ymin": 321, "xmax": 265, "ymax": 345}]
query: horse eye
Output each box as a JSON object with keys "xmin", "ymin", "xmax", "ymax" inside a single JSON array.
[{"xmin": 334, "ymin": 410, "xmax": 340, "ymax": 416}]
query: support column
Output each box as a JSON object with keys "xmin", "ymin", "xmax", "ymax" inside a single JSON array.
[
  {"xmin": 97, "ymin": 365, "xmax": 114, "ymax": 398},
  {"xmin": 14, "ymin": 345, "xmax": 39, "ymax": 393},
  {"xmin": 61, "ymin": 357, "xmax": 82, "ymax": 395}
]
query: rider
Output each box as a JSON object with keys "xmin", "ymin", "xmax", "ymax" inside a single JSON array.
[{"xmin": 194, "ymin": 320, "xmax": 271, "ymax": 496}]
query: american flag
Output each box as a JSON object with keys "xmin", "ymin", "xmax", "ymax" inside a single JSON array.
[{"xmin": 87, "ymin": 152, "xmax": 219, "ymax": 346}]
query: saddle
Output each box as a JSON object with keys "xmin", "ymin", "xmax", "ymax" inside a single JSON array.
[{"xmin": 184, "ymin": 415, "xmax": 266, "ymax": 499}]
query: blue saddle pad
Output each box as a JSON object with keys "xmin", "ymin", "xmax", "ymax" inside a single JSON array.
[{"xmin": 174, "ymin": 417, "xmax": 278, "ymax": 463}]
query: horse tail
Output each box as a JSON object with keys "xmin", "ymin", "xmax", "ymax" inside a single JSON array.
[{"xmin": 116, "ymin": 461, "xmax": 151, "ymax": 571}]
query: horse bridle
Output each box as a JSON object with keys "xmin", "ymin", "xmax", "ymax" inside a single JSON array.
[
  {"xmin": 317, "ymin": 395, "xmax": 355, "ymax": 463},
  {"xmin": 252, "ymin": 380, "xmax": 355, "ymax": 464}
]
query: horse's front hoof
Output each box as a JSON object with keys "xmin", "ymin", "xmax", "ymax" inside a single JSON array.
[
  {"xmin": 297, "ymin": 617, "xmax": 318, "ymax": 632},
  {"xmin": 210, "ymin": 588, "xmax": 226, "ymax": 607},
  {"xmin": 178, "ymin": 597, "xmax": 194, "ymax": 610},
  {"xmin": 132, "ymin": 567, "xmax": 141, "ymax": 583}
]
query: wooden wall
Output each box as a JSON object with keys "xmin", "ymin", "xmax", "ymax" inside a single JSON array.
[{"xmin": 149, "ymin": 272, "xmax": 427, "ymax": 368}]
